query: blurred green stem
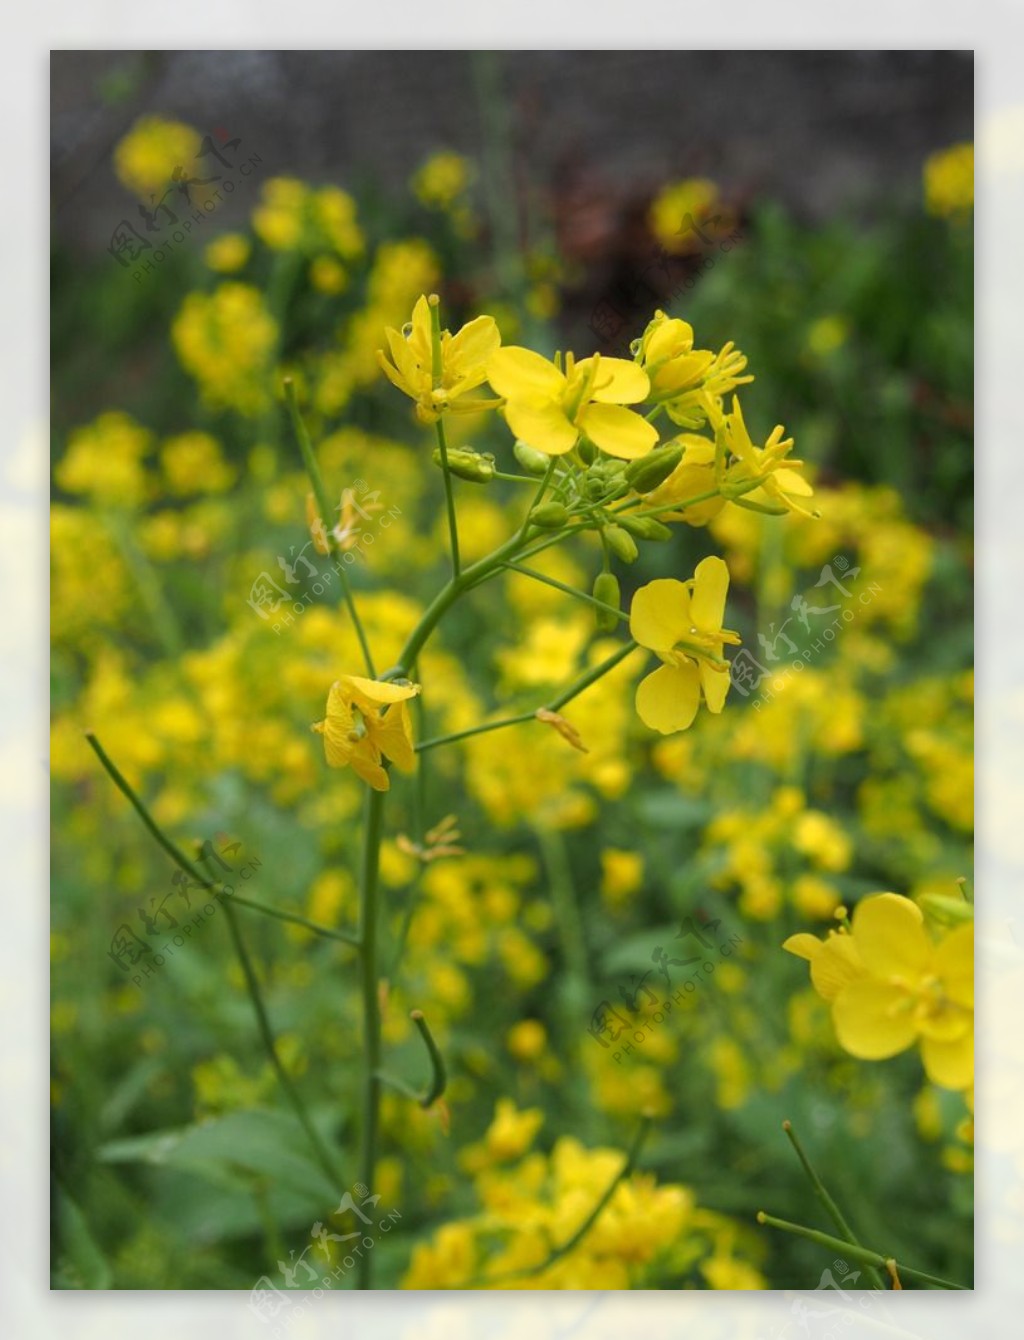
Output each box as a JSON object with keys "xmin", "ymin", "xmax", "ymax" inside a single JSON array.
[
  {"xmin": 755, "ymin": 1212, "xmax": 966, "ymax": 1290},
  {"xmin": 356, "ymin": 784, "xmax": 386, "ymax": 1288},
  {"xmin": 782, "ymin": 1119, "xmax": 886, "ymax": 1289}
]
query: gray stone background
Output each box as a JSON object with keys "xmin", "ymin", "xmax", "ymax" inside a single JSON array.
[{"xmin": 51, "ymin": 50, "xmax": 974, "ymax": 253}]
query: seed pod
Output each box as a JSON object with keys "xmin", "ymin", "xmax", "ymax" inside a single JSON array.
[
  {"xmin": 593, "ymin": 571, "xmax": 621, "ymax": 632},
  {"xmin": 432, "ymin": 446, "xmax": 496, "ymax": 484},
  {"xmin": 616, "ymin": 513, "xmax": 673, "ymax": 542},
  {"xmin": 624, "ymin": 443, "xmax": 684, "ymax": 492},
  {"xmin": 602, "ymin": 523, "xmax": 639, "ymax": 563},
  {"xmin": 530, "ymin": 501, "xmax": 571, "ymax": 529},
  {"xmin": 513, "ymin": 440, "xmax": 551, "ymax": 476}
]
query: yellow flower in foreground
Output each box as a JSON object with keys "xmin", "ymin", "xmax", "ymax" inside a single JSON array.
[
  {"xmin": 720, "ymin": 397, "xmax": 817, "ymax": 518},
  {"xmin": 487, "ymin": 346, "xmax": 657, "ymax": 460},
  {"xmin": 377, "ymin": 294, "xmax": 501, "ymax": 424},
  {"xmin": 784, "ymin": 893, "xmax": 973, "ymax": 1090},
  {"xmin": 630, "ymin": 557, "xmax": 740, "ymax": 733},
  {"xmin": 312, "ymin": 675, "xmax": 420, "ymax": 792},
  {"xmin": 635, "ymin": 311, "xmax": 752, "ymax": 430}
]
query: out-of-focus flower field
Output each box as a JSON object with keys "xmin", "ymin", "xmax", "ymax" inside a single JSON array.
[{"xmin": 50, "ymin": 115, "xmax": 973, "ymax": 1292}]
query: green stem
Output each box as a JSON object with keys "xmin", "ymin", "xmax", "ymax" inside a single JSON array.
[
  {"xmin": 283, "ymin": 377, "xmax": 375, "ymax": 677},
  {"xmin": 356, "ymin": 785, "xmax": 386, "ymax": 1289},
  {"xmin": 782, "ymin": 1120, "xmax": 886, "ymax": 1289},
  {"xmin": 755, "ymin": 1212, "xmax": 967, "ymax": 1290},
  {"xmin": 85, "ymin": 734, "xmax": 214, "ymax": 890},
  {"xmin": 414, "ymin": 641, "xmax": 638, "ymax": 753},
  {"xmin": 537, "ymin": 823, "xmax": 589, "ymax": 991},
  {"xmin": 231, "ymin": 892, "xmax": 361, "ymax": 949},
  {"xmin": 222, "ymin": 900, "xmax": 346, "ymax": 1195},
  {"xmin": 500, "ymin": 561, "xmax": 628, "ymax": 622},
  {"xmin": 433, "ymin": 416, "xmax": 461, "ymax": 580},
  {"xmin": 463, "ymin": 1115, "xmax": 652, "ymax": 1286},
  {"xmin": 410, "ymin": 1009, "xmax": 447, "ymax": 1106}
]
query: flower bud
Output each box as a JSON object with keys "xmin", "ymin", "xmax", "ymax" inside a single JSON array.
[
  {"xmin": 616, "ymin": 513, "xmax": 673, "ymax": 542},
  {"xmin": 624, "ymin": 442, "xmax": 684, "ymax": 493},
  {"xmin": 432, "ymin": 446, "xmax": 496, "ymax": 484},
  {"xmin": 593, "ymin": 571, "xmax": 621, "ymax": 632},
  {"xmin": 513, "ymin": 440, "xmax": 551, "ymax": 476},
  {"xmin": 530, "ymin": 501, "xmax": 571, "ymax": 529},
  {"xmin": 576, "ymin": 437, "xmax": 597, "ymax": 466},
  {"xmin": 602, "ymin": 524, "xmax": 639, "ymax": 563}
]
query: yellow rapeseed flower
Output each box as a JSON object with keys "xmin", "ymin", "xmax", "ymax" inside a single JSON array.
[
  {"xmin": 629, "ymin": 557, "xmax": 740, "ymax": 733},
  {"xmin": 378, "ymin": 294, "xmax": 501, "ymax": 424},
  {"xmin": 719, "ymin": 397, "xmax": 817, "ymax": 517},
  {"xmin": 312, "ymin": 675, "xmax": 420, "ymax": 792},
  {"xmin": 784, "ymin": 892, "xmax": 973, "ymax": 1090},
  {"xmin": 488, "ymin": 346, "xmax": 657, "ymax": 460}
]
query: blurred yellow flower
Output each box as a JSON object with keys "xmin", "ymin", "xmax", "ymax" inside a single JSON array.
[
  {"xmin": 113, "ymin": 115, "xmax": 200, "ymax": 198},
  {"xmin": 312, "ymin": 675, "xmax": 421, "ymax": 791},
  {"xmin": 160, "ymin": 431, "xmax": 236, "ymax": 495},
  {"xmin": 785, "ymin": 893, "xmax": 973, "ymax": 1090},
  {"xmin": 55, "ymin": 411, "xmax": 153, "ymax": 507},
  {"xmin": 649, "ymin": 177, "xmax": 720, "ymax": 252},
  {"xmin": 630, "ymin": 557, "xmax": 740, "ymax": 733},
  {"xmin": 412, "ymin": 151, "xmax": 472, "ymax": 210},
  {"xmin": 204, "ymin": 232, "xmax": 251, "ymax": 273},
  {"xmin": 488, "ymin": 347, "xmax": 656, "ymax": 460},
  {"xmin": 924, "ymin": 142, "xmax": 974, "ymax": 218},
  {"xmin": 378, "ymin": 294, "xmax": 501, "ymax": 424}
]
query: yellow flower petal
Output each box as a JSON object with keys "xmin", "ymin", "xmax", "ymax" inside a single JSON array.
[
  {"xmin": 504, "ymin": 400, "xmax": 578, "ymax": 456},
  {"xmin": 808, "ymin": 933, "xmax": 863, "ymax": 1002},
  {"xmin": 850, "ymin": 893, "xmax": 931, "ymax": 980},
  {"xmin": 375, "ymin": 701, "xmax": 416, "ymax": 772},
  {"xmin": 653, "ymin": 350, "xmax": 714, "ymax": 395},
  {"xmin": 782, "ymin": 933, "xmax": 823, "ymax": 962},
  {"xmin": 921, "ymin": 1031, "xmax": 973, "ymax": 1090},
  {"xmin": 342, "ymin": 674, "xmax": 421, "ymax": 706},
  {"xmin": 578, "ymin": 403, "xmax": 658, "ymax": 460},
  {"xmin": 772, "ymin": 467, "xmax": 813, "ymax": 497},
  {"xmin": 446, "ymin": 315, "xmax": 501, "ymax": 379},
  {"xmin": 635, "ymin": 662, "xmax": 700, "ymax": 734},
  {"xmin": 487, "ymin": 346, "xmax": 565, "ymax": 402},
  {"xmin": 645, "ymin": 317, "xmax": 693, "ymax": 366},
  {"xmin": 699, "ymin": 660, "xmax": 731, "ymax": 714},
  {"xmin": 833, "ymin": 979, "xmax": 918, "ymax": 1058},
  {"xmin": 690, "ymin": 555, "xmax": 729, "ymax": 632},
  {"xmin": 935, "ymin": 923, "xmax": 974, "ymax": 1008},
  {"xmin": 576, "ymin": 356, "xmax": 650, "ymax": 404},
  {"xmin": 629, "ymin": 579, "xmax": 692, "ymax": 653}
]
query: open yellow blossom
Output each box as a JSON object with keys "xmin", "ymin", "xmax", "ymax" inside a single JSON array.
[
  {"xmin": 635, "ymin": 311, "xmax": 752, "ymax": 429},
  {"xmin": 720, "ymin": 397, "xmax": 817, "ymax": 518},
  {"xmin": 629, "ymin": 557, "xmax": 741, "ymax": 733},
  {"xmin": 377, "ymin": 294, "xmax": 501, "ymax": 424},
  {"xmin": 784, "ymin": 892, "xmax": 973, "ymax": 1090},
  {"xmin": 312, "ymin": 675, "xmax": 420, "ymax": 792},
  {"xmin": 487, "ymin": 346, "xmax": 657, "ymax": 460}
]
